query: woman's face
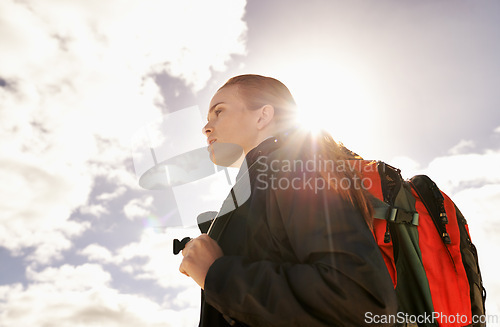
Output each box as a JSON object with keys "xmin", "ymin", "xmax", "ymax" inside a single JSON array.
[{"xmin": 203, "ymin": 85, "xmax": 263, "ymax": 154}]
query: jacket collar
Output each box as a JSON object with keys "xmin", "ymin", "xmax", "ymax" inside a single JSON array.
[{"xmin": 244, "ymin": 128, "xmax": 297, "ymax": 166}]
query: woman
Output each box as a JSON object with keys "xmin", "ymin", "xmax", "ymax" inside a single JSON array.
[{"xmin": 179, "ymin": 74, "xmax": 397, "ymax": 326}]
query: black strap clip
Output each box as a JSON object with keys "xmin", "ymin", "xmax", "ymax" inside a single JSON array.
[{"xmin": 173, "ymin": 237, "xmax": 191, "ymax": 255}]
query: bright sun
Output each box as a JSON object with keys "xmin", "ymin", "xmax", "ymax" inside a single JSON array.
[{"xmin": 279, "ymin": 62, "xmax": 379, "ymax": 157}]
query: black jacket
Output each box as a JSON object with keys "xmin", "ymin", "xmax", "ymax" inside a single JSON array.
[{"xmin": 199, "ymin": 131, "xmax": 397, "ymax": 326}]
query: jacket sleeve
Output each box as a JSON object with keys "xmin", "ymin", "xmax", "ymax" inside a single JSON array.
[{"xmin": 203, "ymin": 168, "xmax": 398, "ymax": 326}]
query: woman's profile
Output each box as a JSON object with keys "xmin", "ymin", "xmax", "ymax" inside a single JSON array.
[{"xmin": 179, "ymin": 74, "xmax": 397, "ymax": 326}]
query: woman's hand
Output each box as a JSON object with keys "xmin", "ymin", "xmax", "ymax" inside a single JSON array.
[{"xmin": 179, "ymin": 234, "xmax": 224, "ymax": 289}]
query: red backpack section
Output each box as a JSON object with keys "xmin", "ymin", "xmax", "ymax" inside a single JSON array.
[
  {"xmin": 412, "ymin": 188, "xmax": 471, "ymax": 325},
  {"xmin": 356, "ymin": 160, "xmax": 475, "ymax": 326}
]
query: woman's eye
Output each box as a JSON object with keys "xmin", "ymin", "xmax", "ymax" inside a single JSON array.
[{"xmin": 215, "ymin": 109, "xmax": 222, "ymax": 116}]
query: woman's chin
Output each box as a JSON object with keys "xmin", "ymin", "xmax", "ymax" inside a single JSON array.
[{"xmin": 208, "ymin": 142, "xmax": 244, "ymax": 167}]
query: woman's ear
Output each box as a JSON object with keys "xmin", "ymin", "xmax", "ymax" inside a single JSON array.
[{"xmin": 256, "ymin": 105, "xmax": 275, "ymax": 130}]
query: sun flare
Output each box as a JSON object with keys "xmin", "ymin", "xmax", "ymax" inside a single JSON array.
[{"xmin": 280, "ymin": 62, "xmax": 379, "ymax": 156}]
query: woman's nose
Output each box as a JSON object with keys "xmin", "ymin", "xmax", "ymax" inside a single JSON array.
[{"xmin": 202, "ymin": 123, "xmax": 212, "ymax": 136}]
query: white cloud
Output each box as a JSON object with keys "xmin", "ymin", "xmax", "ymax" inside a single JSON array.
[
  {"xmin": 0, "ymin": 264, "xmax": 199, "ymax": 327},
  {"xmin": 494, "ymin": 126, "xmax": 500, "ymax": 134},
  {"xmin": 26, "ymin": 264, "xmax": 112, "ymax": 292},
  {"xmin": 0, "ymin": 156, "xmax": 91, "ymax": 263},
  {"xmin": 80, "ymin": 204, "xmax": 109, "ymax": 218},
  {"xmin": 123, "ymin": 196, "xmax": 154, "ymax": 221},
  {"xmin": 80, "ymin": 228, "xmax": 200, "ymax": 289},
  {"xmin": 167, "ymin": 286, "xmax": 201, "ymax": 310},
  {"xmin": 0, "ymin": 0, "xmax": 247, "ymax": 92},
  {"xmin": 79, "ymin": 244, "xmax": 114, "ymax": 264},
  {"xmin": 452, "ymin": 184, "xmax": 500, "ymax": 320},
  {"xmin": 453, "ymin": 184, "xmax": 500, "ymax": 228},
  {"xmin": 116, "ymin": 228, "xmax": 200, "ymax": 288},
  {"xmin": 77, "ymin": 229, "xmax": 203, "ymax": 323},
  {"xmin": 23, "ymin": 224, "xmax": 90, "ymax": 266},
  {"xmin": 96, "ymin": 186, "xmax": 127, "ymax": 202},
  {"xmin": 448, "ymin": 139, "xmax": 475, "ymax": 155},
  {"xmin": 424, "ymin": 150, "xmax": 500, "ymax": 194},
  {"xmin": 114, "ymin": 230, "xmax": 185, "ymax": 287},
  {"xmin": 0, "ymin": 0, "xmax": 247, "ymax": 264}
]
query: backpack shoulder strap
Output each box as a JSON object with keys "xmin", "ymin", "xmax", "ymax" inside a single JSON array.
[
  {"xmin": 371, "ymin": 162, "xmax": 419, "ymax": 243},
  {"xmin": 375, "ymin": 163, "xmax": 437, "ymax": 325},
  {"xmin": 409, "ymin": 175, "xmax": 451, "ymax": 244}
]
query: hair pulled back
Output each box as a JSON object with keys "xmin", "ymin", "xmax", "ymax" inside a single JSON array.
[
  {"xmin": 219, "ymin": 74, "xmax": 373, "ymax": 228},
  {"xmin": 219, "ymin": 74, "xmax": 298, "ymax": 131}
]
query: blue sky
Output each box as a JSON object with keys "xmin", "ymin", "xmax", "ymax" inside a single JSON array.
[{"xmin": 1, "ymin": 0, "xmax": 499, "ymax": 326}]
